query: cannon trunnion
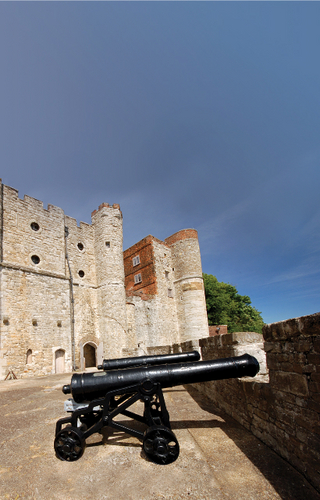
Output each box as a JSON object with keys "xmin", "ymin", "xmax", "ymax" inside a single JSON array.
[{"xmin": 54, "ymin": 354, "xmax": 259, "ymax": 465}]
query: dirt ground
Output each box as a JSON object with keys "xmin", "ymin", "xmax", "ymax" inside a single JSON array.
[{"xmin": 0, "ymin": 373, "xmax": 319, "ymax": 500}]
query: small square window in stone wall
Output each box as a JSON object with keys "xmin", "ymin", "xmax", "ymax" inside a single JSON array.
[
  {"xmin": 105, "ymin": 241, "xmax": 110, "ymax": 248},
  {"xmin": 168, "ymin": 289, "xmax": 174, "ymax": 298},
  {"xmin": 57, "ymin": 320, "xmax": 62, "ymax": 327},
  {"xmin": 32, "ymin": 319, "xmax": 38, "ymax": 326}
]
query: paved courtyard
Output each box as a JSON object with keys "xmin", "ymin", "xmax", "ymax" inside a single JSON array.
[{"xmin": 0, "ymin": 373, "xmax": 319, "ymax": 500}]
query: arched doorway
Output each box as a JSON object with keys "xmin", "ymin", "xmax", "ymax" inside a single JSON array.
[
  {"xmin": 55, "ymin": 349, "xmax": 65, "ymax": 373},
  {"xmin": 26, "ymin": 349, "xmax": 32, "ymax": 365},
  {"xmin": 83, "ymin": 343, "xmax": 96, "ymax": 368}
]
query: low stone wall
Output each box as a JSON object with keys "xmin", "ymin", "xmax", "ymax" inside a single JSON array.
[{"xmin": 181, "ymin": 314, "xmax": 320, "ymax": 493}]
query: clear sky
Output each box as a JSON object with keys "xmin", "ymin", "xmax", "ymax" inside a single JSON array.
[{"xmin": 0, "ymin": 2, "xmax": 319, "ymax": 325}]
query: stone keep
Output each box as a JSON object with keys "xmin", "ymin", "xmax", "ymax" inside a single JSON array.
[{"xmin": 0, "ymin": 181, "xmax": 209, "ymax": 379}]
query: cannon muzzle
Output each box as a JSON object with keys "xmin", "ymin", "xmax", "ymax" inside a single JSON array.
[
  {"xmin": 64, "ymin": 353, "xmax": 259, "ymax": 403},
  {"xmin": 97, "ymin": 350, "xmax": 200, "ymax": 370}
]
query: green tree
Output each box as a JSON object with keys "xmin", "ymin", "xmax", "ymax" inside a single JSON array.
[{"xmin": 203, "ymin": 273, "xmax": 264, "ymax": 333}]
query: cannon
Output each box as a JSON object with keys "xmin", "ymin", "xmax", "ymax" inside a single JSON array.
[
  {"xmin": 97, "ymin": 350, "xmax": 200, "ymax": 371},
  {"xmin": 54, "ymin": 354, "xmax": 259, "ymax": 465}
]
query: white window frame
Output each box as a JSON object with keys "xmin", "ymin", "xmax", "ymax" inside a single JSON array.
[
  {"xmin": 134, "ymin": 273, "xmax": 142, "ymax": 284},
  {"xmin": 132, "ymin": 255, "xmax": 140, "ymax": 267}
]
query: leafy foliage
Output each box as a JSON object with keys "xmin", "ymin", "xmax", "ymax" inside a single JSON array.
[{"xmin": 203, "ymin": 274, "xmax": 264, "ymax": 334}]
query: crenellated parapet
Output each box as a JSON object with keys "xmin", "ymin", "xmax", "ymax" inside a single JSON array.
[{"xmin": 1, "ymin": 183, "xmax": 65, "ymax": 276}]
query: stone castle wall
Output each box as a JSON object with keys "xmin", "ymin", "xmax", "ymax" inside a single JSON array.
[
  {"xmin": 0, "ymin": 183, "xmax": 129, "ymax": 378},
  {"xmin": 0, "ymin": 267, "xmax": 72, "ymax": 377},
  {"xmin": 179, "ymin": 313, "xmax": 320, "ymax": 493},
  {"xmin": 0, "ymin": 181, "xmax": 209, "ymax": 378},
  {"xmin": 0, "ymin": 184, "xmax": 72, "ymax": 378}
]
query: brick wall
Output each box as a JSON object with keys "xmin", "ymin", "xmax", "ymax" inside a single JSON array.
[
  {"xmin": 209, "ymin": 325, "xmax": 228, "ymax": 336},
  {"xmin": 124, "ymin": 235, "xmax": 158, "ymax": 296},
  {"xmin": 179, "ymin": 313, "xmax": 320, "ymax": 492}
]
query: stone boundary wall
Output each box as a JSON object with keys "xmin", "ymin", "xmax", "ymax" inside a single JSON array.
[
  {"xmin": 176, "ymin": 314, "xmax": 320, "ymax": 493},
  {"xmin": 100, "ymin": 313, "xmax": 320, "ymax": 490}
]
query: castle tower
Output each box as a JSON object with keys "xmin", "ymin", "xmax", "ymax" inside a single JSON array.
[
  {"xmin": 92, "ymin": 203, "xmax": 128, "ymax": 358},
  {"xmin": 165, "ymin": 229, "xmax": 209, "ymax": 343}
]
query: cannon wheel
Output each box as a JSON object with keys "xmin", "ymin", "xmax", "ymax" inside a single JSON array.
[
  {"xmin": 54, "ymin": 426, "xmax": 86, "ymax": 462},
  {"xmin": 143, "ymin": 425, "xmax": 179, "ymax": 465}
]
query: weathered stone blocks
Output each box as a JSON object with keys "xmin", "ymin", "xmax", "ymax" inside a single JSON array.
[
  {"xmin": 182, "ymin": 313, "xmax": 320, "ymax": 493},
  {"xmin": 269, "ymin": 371, "xmax": 309, "ymax": 396}
]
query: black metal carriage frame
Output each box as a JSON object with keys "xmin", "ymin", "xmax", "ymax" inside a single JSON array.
[{"xmin": 55, "ymin": 379, "xmax": 179, "ymax": 465}]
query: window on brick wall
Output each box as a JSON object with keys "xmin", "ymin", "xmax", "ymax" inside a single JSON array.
[
  {"xmin": 165, "ymin": 271, "xmax": 169, "ymax": 279},
  {"xmin": 168, "ymin": 288, "xmax": 174, "ymax": 298},
  {"xmin": 132, "ymin": 255, "xmax": 140, "ymax": 266},
  {"xmin": 134, "ymin": 273, "xmax": 142, "ymax": 284}
]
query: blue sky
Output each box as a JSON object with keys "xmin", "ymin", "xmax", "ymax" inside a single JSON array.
[{"xmin": 0, "ymin": 2, "xmax": 319, "ymax": 325}]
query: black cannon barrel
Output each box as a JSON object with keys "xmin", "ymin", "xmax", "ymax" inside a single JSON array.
[
  {"xmin": 97, "ymin": 351, "xmax": 200, "ymax": 371},
  {"xmin": 63, "ymin": 354, "xmax": 259, "ymax": 403}
]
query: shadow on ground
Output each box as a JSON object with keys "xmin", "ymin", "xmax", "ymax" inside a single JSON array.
[{"xmin": 180, "ymin": 384, "xmax": 320, "ymax": 500}]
